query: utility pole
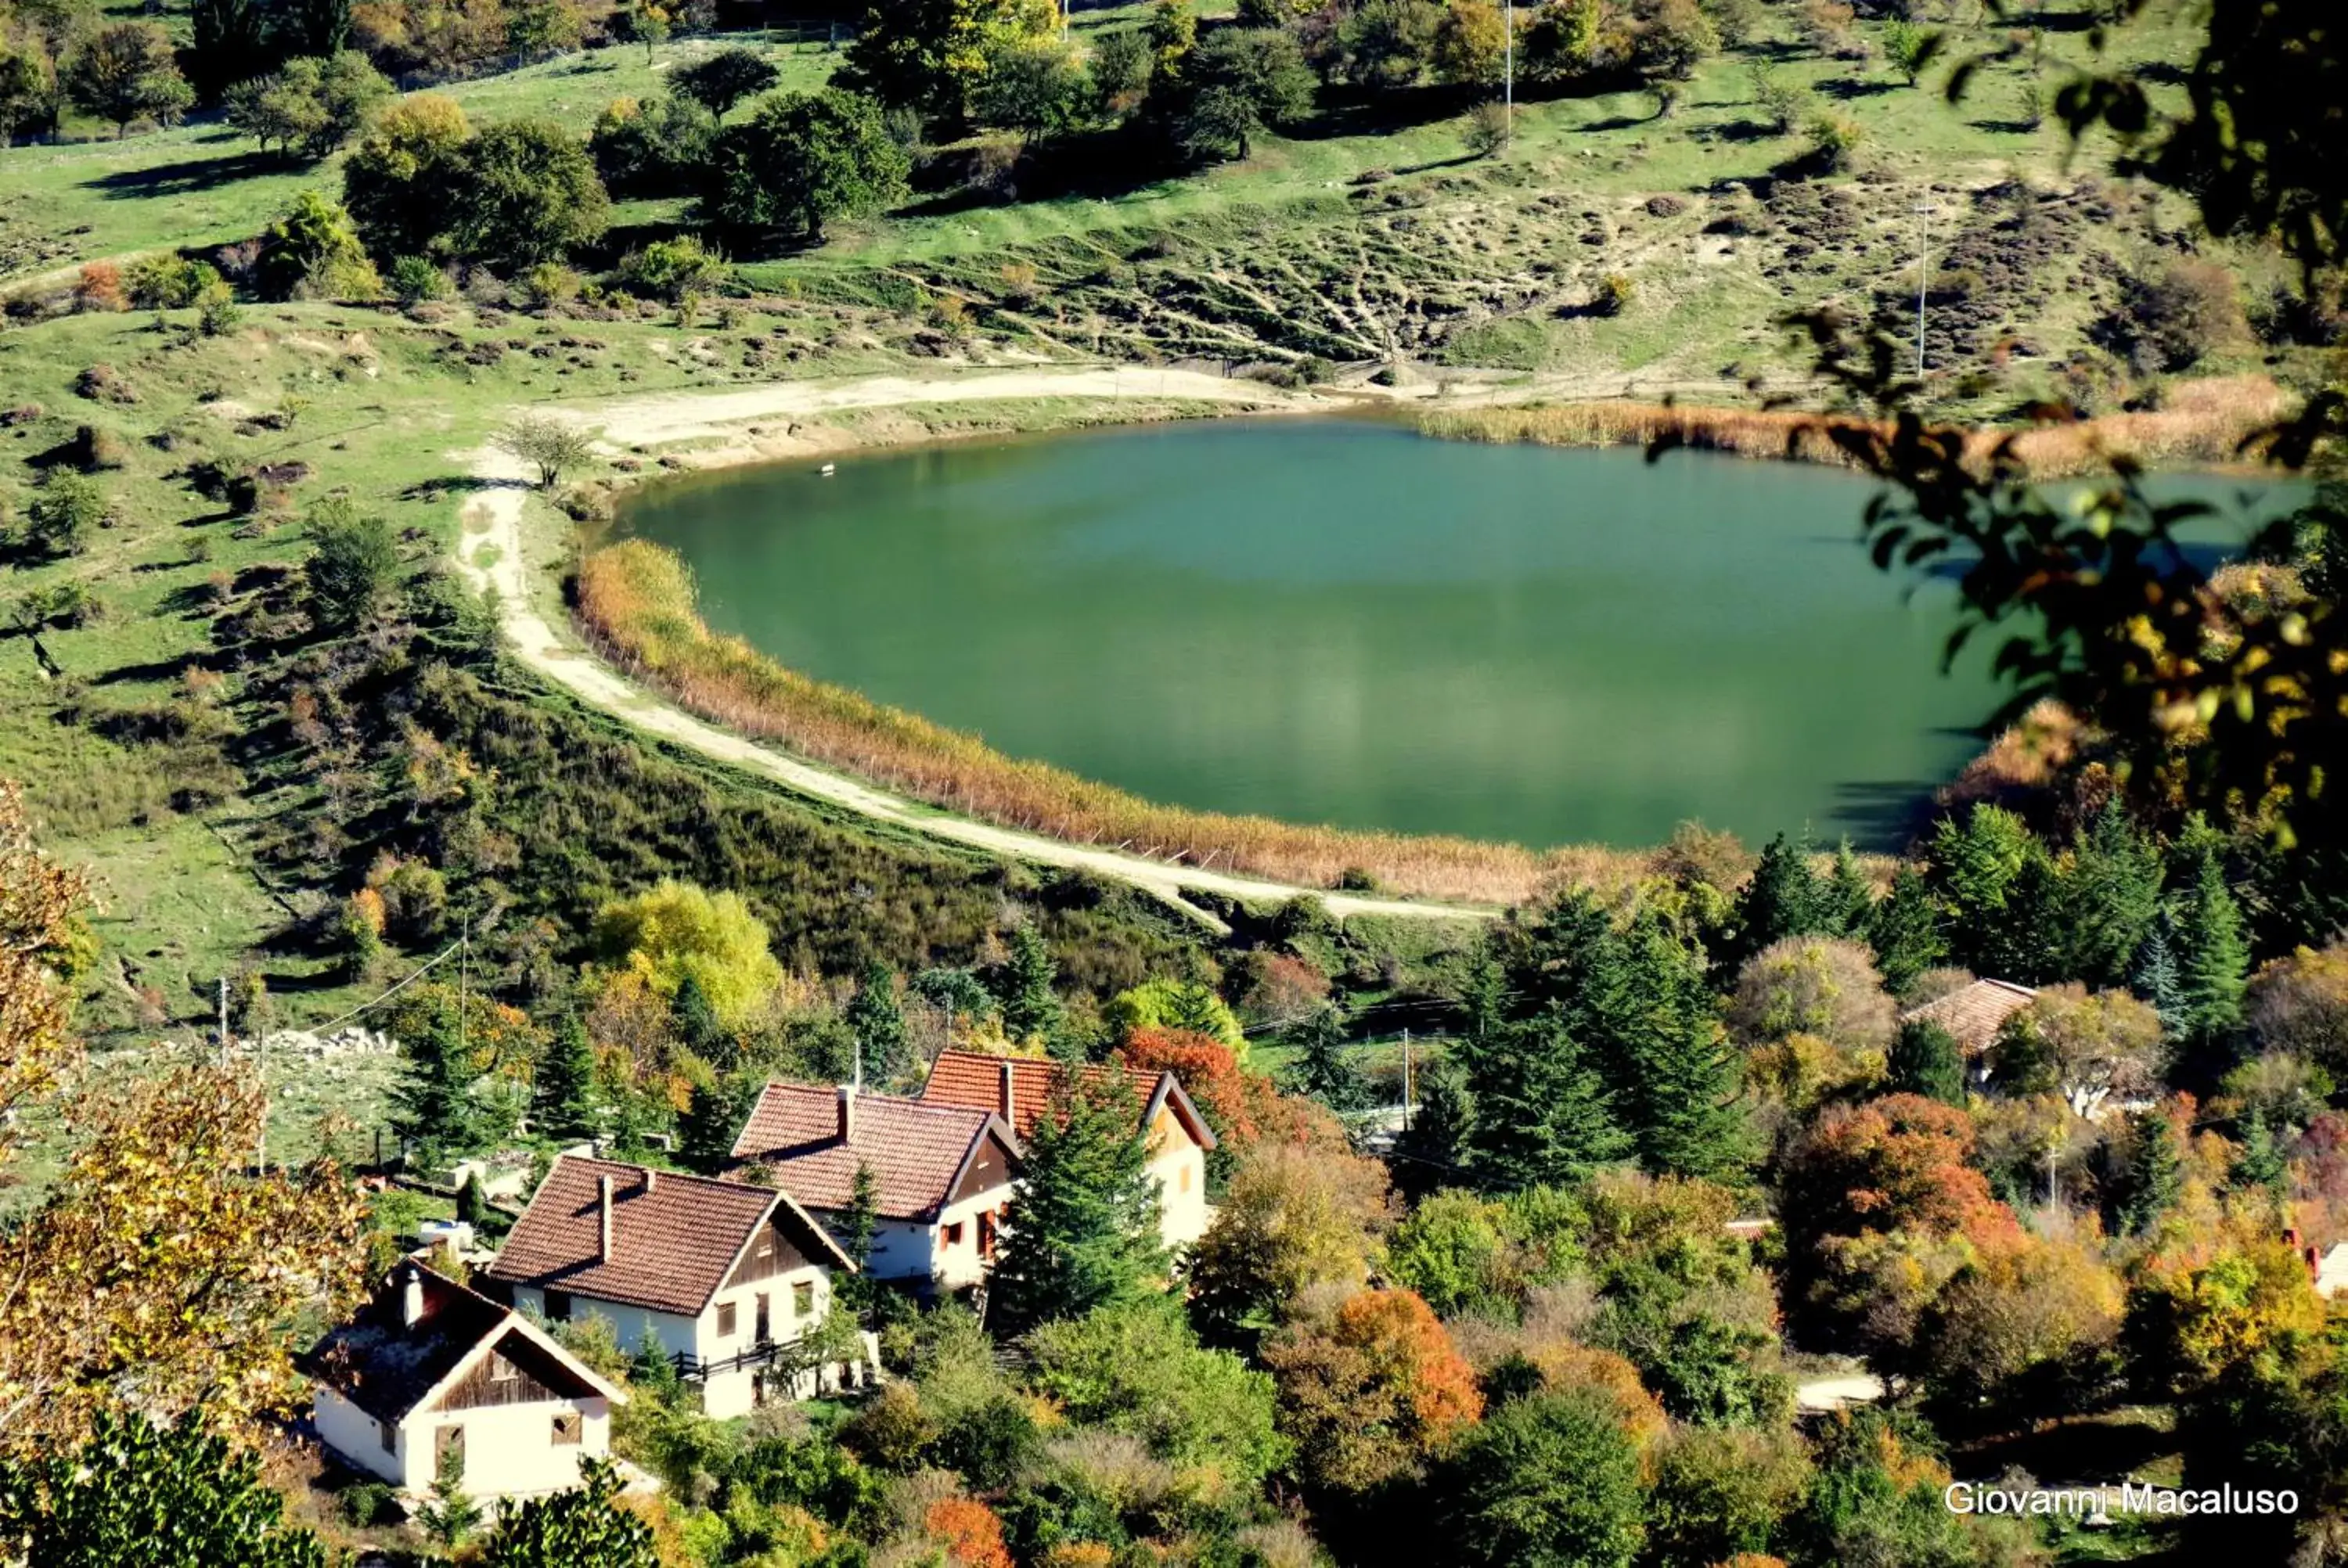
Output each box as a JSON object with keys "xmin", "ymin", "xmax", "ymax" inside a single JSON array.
[
  {"xmin": 457, "ymin": 915, "xmax": 470, "ymax": 1068},
  {"xmin": 217, "ymin": 976, "xmax": 229, "ymax": 1068},
  {"xmin": 1503, "ymin": 1, "xmax": 1514, "ymax": 141},
  {"xmin": 1914, "ymin": 201, "xmax": 1932, "ymax": 382},
  {"xmin": 255, "ymin": 1025, "xmax": 266, "ymax": 1173}
]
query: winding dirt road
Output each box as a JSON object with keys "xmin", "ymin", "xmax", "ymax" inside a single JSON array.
[{"xmin": 456, "ymin": 366, "xmax": 1501, "ymax": 931}]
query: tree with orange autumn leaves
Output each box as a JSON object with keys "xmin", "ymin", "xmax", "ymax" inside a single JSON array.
[
  {"xmin": 0, "ymin": 782, "xmax": 369, "ymax": 1457},
  {"xmin": 1261, "ymin": 1287, "xmax": 1483, "ymax": 1497}
]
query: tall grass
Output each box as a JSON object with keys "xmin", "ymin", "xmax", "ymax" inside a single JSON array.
[
  {"xmin": 1415, "ymin": 376, "xmax": 2293, "ymax": 477},
  {"xmin": 575, "ymin": 541, "xmax": 1655, "ymax": 907}
]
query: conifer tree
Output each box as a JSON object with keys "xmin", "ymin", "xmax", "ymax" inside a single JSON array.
[
  {"xmin": 844, "ymin": 962, "xmax": 910, "ymax": 1084},
  {"xmin": 1459, "ymin": 948, "xmax": 1507, "ymax": 1045},
  {"xmin": 2066, "ymin": 802, "xmax": 2165, "ymax": 987},
  {"xmin": 671, "ymin": 972, "xmax": 727, "ymax": 1063},
  {"xmin": 1609, "ymin": 915, "xmax": 1748, "ymax": 1181},
  {"xmin": 2231, "ymin": 1109, "xmax": 2288, "ymax": 1207},
  {"xmin": 1461, "ymin": 1011, "xmax": 1631, "ymax": 1193},
  {"xmin": 1986, "ymin": 843, "xmax": 2069, "ymax": 984},
  {"xmin": 996, "ymin": 924, "xmax": 1064, "ymax": 1045},
  {"xmin": 678, "ymin": 1076, "xmax": 744, "ymax": 1174},
  {"xmin": 830, "ymin": 1163, "xmax": 880, "ymax": 1323},
  {"xmin": 1283, "ymin": 1004, "xmax": 1373, "ymax": 1114},
  {"xmin": 531, "ymin": 1016, "xmax": 598, "ymax": 1143},
  {"xmin": 1928, "ymin": 805, "xmax": 2031, "ymax": 972},
  {"xmin": 2116, "ymin": 1109, "xmax": 2183, "ymax": 1238},
  {"xmin": 1402, "ymin": 1056, "xmax": 1475, "ymax": 1178},
  {"xmin": 2130, "ymin": 914, "xmax": 2189, "ymax": 1041},
  {"xmin": 989, "ymin": 1077, "xmax": 1165, "ymax": 1334},
  {"xmin": 2172, "ymin": 822, "xmax": 2252, "ymax": 1056},
  {"xmin": 1723, "ymin": 833, "xmax": 1824, "ymax": 976},
  {"xmin": 1824, "ymin": 841, "xmax": 1876, "ymax": 937},
  {"xmin": 1888, "ymin": 1018, "xmax": 1964, "ymax": 1104},
  {"xmin": 391, "ymin": 1004, "xmax": 477, "ymax": 1170},
  {"xmin": 456, "ymin": 1170, "xmax": 492, "ymax": 1230},
  {"xmin": 1867, "ymin": 867, "xmax": 1946, "ymax": 994}
]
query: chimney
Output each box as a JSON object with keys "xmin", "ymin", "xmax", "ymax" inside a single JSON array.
[
  {"xmin": 999, "ymin": 1059, "xmax": 1017, "ymax": 1123},
  {"xmin": 400, "ymin": 1267, "xmax": 424, "ymax": 1330},
  {"xmin": 643, "ymin": 1169, "xmax": 657, "ymax": 1194},
  {"xmin": 598, "ymin": 1174, "xmax": 614, "ymax": 1264},
  {"xmin": 837, "ymin": 1084, "xmax": 856, "ymax": 1143}
]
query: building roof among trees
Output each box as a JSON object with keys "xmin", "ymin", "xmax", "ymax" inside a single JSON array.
[
  {"xmin": 1900, "ymin": 978, "xmax": 2040, "ymax": 1059},
  {"xmin": 920, "ymin": 1048, "xmax": 1218, "ymax": 1151},
  {"xmin": 484, "ymin": 1155, "xmax": 851, "ymax": 1317},
  {"xmin": 304, "ymin": 1261, "xmax": 621, "ymax": 1425},
  {"xmin": 731, "ymin": 1082, "xmax": 1019, "ymax": 1221}
]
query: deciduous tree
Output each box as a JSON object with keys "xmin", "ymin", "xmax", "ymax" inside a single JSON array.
[
  {"xmin": 1262, "ymin": 1288, "xmax": 1482, "ymax": 1496},
  {"xmin": 63, "ymin": 23, "xmax": 190, "ymax": 137},
  {"xmin": 708, "ymin": 88, "xmax": 910, "ymax": 246},
  {"xmin": 1186, "ymin": 1141, "xmax": 1388, "ymax": 1340},
  {"xmin": 1435, "ymin": 1383, "xmax": 1644, "ymax": 1568}
]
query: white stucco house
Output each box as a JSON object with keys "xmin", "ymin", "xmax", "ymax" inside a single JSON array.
[
  {"xmin": 482, "ymin": 1156, "xmax": 874, "ymax": 1419},
  {"xmin": 304, "ymin": 1261, "xmax": 625, "ymax": 1501},
  {"xmin": 730, "ymin": 1083, "xmax": 1023, "ymax": 1293},
  {"xmin": 920, "ymin": 1049, "xmax": 1217, "ymax": 1252}
]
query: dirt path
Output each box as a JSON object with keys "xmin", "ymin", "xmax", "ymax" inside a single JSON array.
[{"xmin": 456, "ymin": 366, "xmax": 1503, "ymax": 930}]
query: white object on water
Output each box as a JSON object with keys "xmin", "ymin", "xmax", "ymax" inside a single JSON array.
[{"xmin": 820, "ymin": 462, "xmax": 837, "ymax": 477}]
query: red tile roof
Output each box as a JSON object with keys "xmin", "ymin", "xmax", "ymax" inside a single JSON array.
[
  {"xmin": 484, "ymin": 1156, "xmax": 849, "ymax": 1317},
  {"xmin": 1901, "ymin": 978, "xmax": 2040, "ymax": 1059},
  {"xmin": 920, "ymin": 1049, "xmax": 1216, "ymax": 1151},
  {"xmin": 730, "ymin": 1083, "xmax": 1017, "ymax": 1220},
  {"xmin": 304, "ymin": 1262, "xmax": 620, "ymax": 1423}
]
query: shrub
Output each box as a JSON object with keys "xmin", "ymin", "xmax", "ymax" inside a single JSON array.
[
  {"xmin": 1591, "ymin": 272, "xmax": 1635, "ymax": 316},
  {"xmin": 73, "ymin": 261, "xmax": 126, "ymax": 312},
  {"xmin": 587, "ymin": 94, "xmax": 715, "ymax": 198},
  {"xmin": 1748, "ymin": 61, "xmax": 1809, "ymax": 135},
  {"xmin": 494, "ymin": 415, "xmax": 596, "ymax": 490},
  {"xmin": 387, "ymin": 256, "xmax": 452, "ymax": 304},
  {"xmin": 125, "ymin": 254, "xmax": 221, "ymax": 309},
  {"xmin": 196, "ymin": 282, "xmax": 242, "ymax": 336},
  {"xmin": 70, "ymin": 424, "xmax": 127, "ymax": 471},
  {"xmin": 1463, "ymin": 100, "xmax": 1510, "ymax": 158},
  {"xmin": 257, "ymin": 191, "xmax": 380, "ymax": 302},
  {"xmin": 73, "ymin": 364, "xmax": 137, "ymax": 405},
  {"xmin": 672, "ymin": 46, "xmax": 778, "ymax": 117},
  {"xmin": 517, "ymin": 261, "xmax": 582, "ymax": 309},
  {"xmin": 616, "ymin": 236, "xmax": 728, "ymax": 303},
  {"xmin": 1802, "ymin": 109, "xmax": 1864, "ymax": 171},
  {"xmin": 25, "ymin": 472, "xmax": 109, "ymax": 556},
  {"xmin": 2096, "ymin": 258, "xmax": 2247, "ymax": 372}
]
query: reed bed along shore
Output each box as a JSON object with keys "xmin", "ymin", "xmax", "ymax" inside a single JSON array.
[
  {"xmin": 1416, "ymin": 376, "xmax": 2293, "ymax": 479},
  {"xmin": 575, "ymin": 539, "xmax": 1656, "ymax": 908}
]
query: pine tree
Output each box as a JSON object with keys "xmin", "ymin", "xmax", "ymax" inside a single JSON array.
[
  {"xmin": 1824, "ymin": 841, "xmax": 1875, "ymax": 937},
  {"xmin": 1888, "ymin": 1018, "xmax": 1965, "ymax": 1104},
  {"xmin": 2117, "ymin": 1109, "xmax": 2183, "ymax": 1238},
  {"xmin": 1506, "ymin": 892, "xmax": 1619, "ymax": 1040},
  {"xmin": 996, "ymin": 924, "xmax": 1064, "ymax": 1045},
  {"xmin": 2172, "ymin": 822, "xmax": 2252, "ymax": 1057},
  {"xmin": 2231, "ymin": 1109, "xmax": 2288, "ymax": 1207},
  {"xmin": 391, "ymin": 1006, "xmax": 477, "ymax": 1170},
  {"xmin": 831, "ymin": 1163, "xmax": 881, "ymax": 1324},
  {"xmin": 416, "ymin": 1444, "xmax": 481, "ymax": 1550},
  {"xmin": 1462, "ymin": 1011, "xmax": 1632, "ymax": 1194},
  {"xmin": 671, "ymin": 973, "xmax": 727, "ymax": 1063},
  {"xmin": 844, "ymin": 962, "xmax": 910, "ymax": 1085},
  {"xmin": 1460, "ymin": 947, "xmax": 1507, "ymax": 1046},
  {"xmin": 531, "ymin": 1016, "xmax": 598, "ymax": 1143},
  {"xmin": 1402, "ymin": 1055, "xmax": 1475, "ymax": 1178},
  {"xmin": 2130, "ymin": 913, "xmax": 2189, "ymax": 1041},
  {"xmin": 1724, "ymin": 833, "xmax": 1825, "ymax": 976},
  {"xmin": 1609, "ymin": 915, "xmax": 1748, "ymax": 1181},
  {"xmin": 1282, "ymin": 1003, "xmax": 1373, "ymax": 1114},
  {"xmin": 1928, "ymin": 804, "xmax": 2031, "ymax": 972},
  {"xmin": 1986, "ymin": 843, "xmax": 2069, "ymax": 984},
  {"xmin": 678, "ymin": 1077, "xmax": 744, "ymax": 1174},
  {"xmin": 188, "ymin": 0, "xmax": 266, "ymax": 100},
  {"xmin": 456, "ymin": 1171, "xmax": 492, "ymax": 1229},
  {"xmin": 989, "ymin": 1076, "xmax": 1165, "ymax": 1334},
  {"xmin": 1867, "ymin": 867, "xmax": 1947, "ymax": 994},
  {"xmin": 2065, "ymin": 802, "xmax": 2165, "ymax": 987}
]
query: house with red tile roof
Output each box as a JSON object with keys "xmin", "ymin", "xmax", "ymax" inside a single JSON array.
[
  {"xmin": 483, "ymin": 1156, "xmax": 870, "ymax": 1419},
  {"xmin": 730, "ymin": 1083, "xmax": 1022, "ymax": 1293},
  {"xmin": 919, "ymin": 1050, "xmax": 1218, "ymax": 1250},
  {"xmin": 1900, "ymin": 978, "xmax": 2040, "ymax": 1065},
  {"xmin": 304, "ymin": 1261, "xmax": 624, "ymax": 1501}
]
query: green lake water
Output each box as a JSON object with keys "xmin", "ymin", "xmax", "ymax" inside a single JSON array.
[{"xmin": 619, "ymin": 419, "xmax": 2282, "ymax": 851}]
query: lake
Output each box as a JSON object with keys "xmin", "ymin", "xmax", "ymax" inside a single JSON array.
[{"xmin": 618, "ymin": 419, "xmax": 2278, "ymax": 851}]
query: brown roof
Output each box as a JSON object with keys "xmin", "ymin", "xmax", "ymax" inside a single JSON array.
[
  {"xmin": 304, "ymin": 1262, "xmax": 618, "ymax": 1424},
  {"xmin": 920, "ymin": 1049, "xmax": 1217, "ymax": 1151},
  {"xmin": 1901, "ymin": 978, "xmax": 2040, "ymax": 1059},
  {"xmin": 730, "ymin": 1083, "xmax": 1017, "ymax": 1220},
  {"xmin": 484, "ymin": 1156, "xmax": 851, "ymax": 1317}
]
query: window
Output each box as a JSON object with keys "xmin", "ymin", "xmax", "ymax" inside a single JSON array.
[
  {"xmin": 551, "ymin": 1412, "xmax": 582, "ymax": 1447},
  {"xmin": 754, "ymin": 1293, "xmax": 771, "ymax": 1344},
  {"xmin": 434, "ymin": 1425, "xmax": 465, "ymax": 1473},
  {"xmin": 943, "ymin": 1221, "xmax": 964, "ymax": 1247},
  {"xmin": 378, "ymin": 1419, "xmax": 397, "ymax": 1455},
  {"xmin": 793, "ymin": 1280, "xmax": 815, "ymax": 1318},
  {"xmin": 1179, "ymin": 1164, "xmax": 1193, "ymax": 1193},
  {"xmin": 490, "ymin": 1354, "xmax": 518, "ymax": 1383},
  {"xmin": 716, "ymin": 1302, "xmax": 737, "ymax": 1337},
  {"xmin": 545, "ymin": 1289, "xmax": 571, "ymax": 1323}
]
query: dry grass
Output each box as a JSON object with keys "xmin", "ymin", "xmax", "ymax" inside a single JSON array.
[
  {"xmin": 1417, "ymin": 376, "xmax": 2294, "ymax": 478},
  {"xmin": 574, "ymin": 540, "xmax": 1658, "ymax": 907}
]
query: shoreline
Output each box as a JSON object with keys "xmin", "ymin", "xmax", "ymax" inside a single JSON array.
[{"xmin": 463, "ymin": 365, "xmax": 2295, "ymax": 912}]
